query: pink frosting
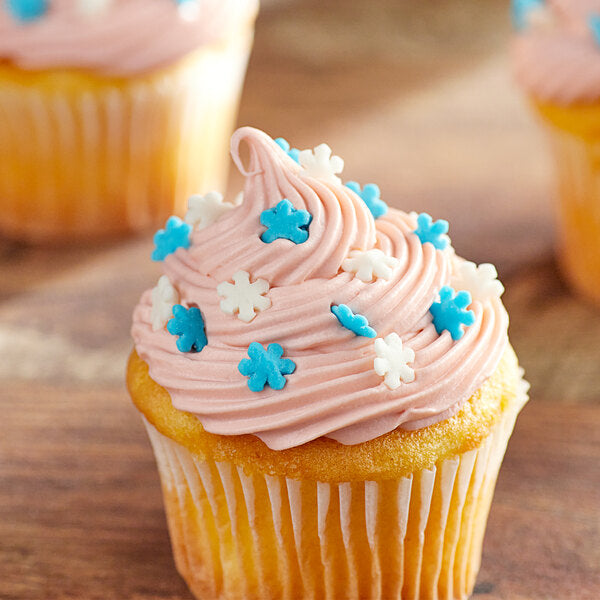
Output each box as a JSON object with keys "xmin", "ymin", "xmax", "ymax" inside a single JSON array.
[
  {"xmin": 0, "ymin": 0, "xmax": 258, "ymax": 76},
  {"xmin": 131, "ymin": 127, "xmax": 509, "ymax": 450},
  {"xmin": 513, "ymin": 0, "xmax": 600, "ymax": 104}
]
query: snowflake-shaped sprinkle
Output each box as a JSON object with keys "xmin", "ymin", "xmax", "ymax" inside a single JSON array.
[
  {"xmin": 7, "ymin": 0, "xmax": 48, "ymax": 21},
  {"xmin": 298, "ymin": 143, "xmax": 344, "ymax": 185},
  {"xmin": 331, "ymin": 304, "xmax": 376, "ymax": 338},
  {"xmin": 151, "ymin": 275, "xmax": 179, "ymax": 331},
  {"xmin": 77, "ymin": 0, "xmax": 112, "ymax": 16},
  {"xmin": 274, "ymin": 137, "xmax": 300, "ymax": 163},
  {"xmin": 413, "ymin": 213, "xmax": 450, "ymax": 250},
  {"xmin": 342, "ymin": 249, "xmax": 398, "ymax": 282},
  {"xmin": 511, "ymin": 0, "xmax": 546, "ymax": 31},
  {"xmin": 217, "ymin": 271, "xmax": 271, "ymax": 322},
  {"xmin": 151, "ymin": 216, "xmax": 192, "ymax": 261},
  {"xmin": 260, "ymin": 199, "xmax": 312, "ymax": 244},
  {"xmin": 374, "ymin": 333, "xmax": 415, "ymax": 390},
  {"xmin": 451, "ymin": 261, "xmax": 504, "ymax": 303},
  {"xmin": 166, "ymin": 305, "xmax": 207, "ymax": 353},
  {"xmin": 184, "ymin": 191, "xmax": 234, "ymax": 230},
  {"xmin": 429, "ymin": 286, "xmax": 475, "ymax": 341},
  {"xmin": 176, "ymin": 0, "xmax": 200, "ymax": 21},
  {"xmin": 345, "ymin": 182, "xmax": 388, "ymax": 219},
  {"xmin": 238, "ymin": 342, "xmax": 296, "ymax": 392}
]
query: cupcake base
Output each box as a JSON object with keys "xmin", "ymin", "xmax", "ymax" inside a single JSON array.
[
  {"xmin": 0, "ymin": 27, "xmax": 253, "ymax": 242},
  {"xmin": 142, "ymin": 380, "xmax": 528, "ymax": 600},
  {"xmin": 535, "ymin": 102, "xmax": 600, "ymax": 305}
]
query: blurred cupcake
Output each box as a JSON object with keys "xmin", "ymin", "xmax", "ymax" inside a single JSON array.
[
  {"xmin": 128, "ymin": 127, "xmax": 528, "ymax": 599},
  {"xmin": 0, "ymin": 0, "xmax": 258, "ymax": 241},
  {"xmin": 512, "ymin": 0, "xmax": 600, "ymax": 304}
]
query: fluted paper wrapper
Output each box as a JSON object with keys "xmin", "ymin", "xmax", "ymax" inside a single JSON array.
[
  {"xmin": 143, "ymin": 381, "xmax": 528, "ymax": 600},
  {"xmin": 0, "ymin": 28, "xmax": 253, "ymax": 241},
  {"xmin": 541, "ymin": 118, "xmax": 600, "ymax": 304}
]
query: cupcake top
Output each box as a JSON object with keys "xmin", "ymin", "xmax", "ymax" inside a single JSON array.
[
  {"xmin": 0, "ymin": 0, "xmax": 258, "ymax": 76},
  {"xmin": 512, "ymin": 0, "xmax": 600, "ymax": 104},
  {"xmin": 131, "ymin": 127, "xmax": 509, "ymax": 451}
]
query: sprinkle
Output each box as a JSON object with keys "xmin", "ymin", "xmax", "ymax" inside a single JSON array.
[
  {"xmin": 260, "ymin": 199, "xmax": 312, "ymax": 244},
  {"xmin": 331, "ymin": 304, "xmax": 376, "ymax": 338},
  {"xmin": 413, "ymin": 213, "xmax": 450, "ymax": 250},
  {"xmin": 429, "ymin": 286, "xmax": 475, "ymax": 341},
  {"xmin": 511, "ymin": 0, "xmax": 546, "ymax": 31},
  {"xmin": 238, "ymin": 342, "xmax": 296, "ymax": 392},
  {"xmin": 151, "ymin": 216, "xmax": 192, "ymax": 261},
  {"xmin": 151, "ymin": 275, "xmax": 179, "ymax": 331},
  {"xmin": 217, "ymin": 271, "xmax": 271, "ymax": 323},
  {"xmin": 345, "ymin": 182, "xmax": 388, "ymax": 219},
  {"xmin": 77, "ymin": 0, "xmax": 112, "ymax": 16},
  {"xmin": 185, "ymin": 191, "xmax": 234, "ymax": 230},
  {"xmin": 451, "ymin": 261, "xmax": 504, "ymax": 303},
  {"xmin": 298, "ymin": 143, "xmax": 344, "ymax": 184},
  {"xmin": 167, "ymin": 305, "xmax": 208, "ymax": 353},
  {"xmin": 274, "ymin": 137, "xmax": 300, "ymax": 163},
  {"xmin": 374, "ymin": 333, "xmax": 415, "ymax": 390},
  {"xmin": 342, "ymin": 249, "xmax": 398, "ymax": 282},
  {"xmin": 6, "ymin": 0, "xmax": 48, "ymax": 22}
]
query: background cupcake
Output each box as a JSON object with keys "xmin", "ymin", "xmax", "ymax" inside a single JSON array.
[
  {"xmin": 0, "ymin": 0, "xmax": 258, "ymax": 241},
  {"xmin": 128, "ymin": 127, "xmax": 528, "ymax": 600},
  {"xmin": 512, "ymin": 0, "xmax": 600, "ymax": 304}
]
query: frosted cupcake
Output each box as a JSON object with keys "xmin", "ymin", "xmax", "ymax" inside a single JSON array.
[
  {"xmin": 513, "ymin": 0, "xmax": 600, "ymax": 303},
  {"xmin": 128, "ymin": 127, "xmax": 528, "ymax": 600},
  {"xmin": 0, "ymin": 0, "xmax": 258, "ymax": 241}
]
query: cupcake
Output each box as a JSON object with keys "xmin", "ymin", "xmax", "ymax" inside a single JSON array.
[
  {"xmin": 0, "ymin": 0, "xmax": 258, "ymax": 241},
  {"xmin": 512, "ymin": 0, "xmax": 600, "ymax": 304},
  {"xmin": 128, "ymin": 127, "xmax": 528, "ymax": 600}
]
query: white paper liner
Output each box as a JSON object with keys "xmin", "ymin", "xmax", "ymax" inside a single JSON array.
[
  {"xmin": 0, "ymin": 28, "xmax": 253, "ymax": 240},
  {"xmin": 143, "ymin": 379, "xmax": 528, "ymax": 600}
]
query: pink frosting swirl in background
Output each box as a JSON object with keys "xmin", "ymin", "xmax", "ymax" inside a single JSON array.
[
  {"xmin": 131, "ymin": 127, "xmax": 509, "ymax": 450},
  {"xmin": 512, "ymin": 0, "xmax": 600, "ymax": 104},
  {"xmin": 0, "ymin": 0, "xmax": 258, "ymax": 76}
]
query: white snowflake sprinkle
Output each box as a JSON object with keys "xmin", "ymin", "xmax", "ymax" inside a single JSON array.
[
  {"xmin": 342, "ymin": 249, "xmax": 399, "ymax": 282},
  {"xmin": 151, "ymin": 275, "xmax": 179, "ymax": 331},
  {"xmin": 374, "ymin": 333, "xmax": 415, "ymax": 390},
  {"xmin": 77, "ymin": 0, "xmax": 112, "ymax": 16},
  {"xmin": 184, "ymin": 191, "xmax": 234, "ymax": 230},
  {"xmin": 451, "ymin": 261, "xmax": 504, "ymax": 303},
  {"xmin": 216, "ymin": 270, "xmax": 271, "ymax": 323},
  {"xmin": 298, "ymin": 143, "xmax": 344, "ymax": 184}
]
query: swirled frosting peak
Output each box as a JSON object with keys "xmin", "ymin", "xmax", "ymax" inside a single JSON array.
[
  {"xmin": 512, "ymin": 0, "xmax": 600, "ymax": 104},
  {"xmin": 131, "ymin": 127, "xmax": 509, "ymax": 450},
  {"xmin": 0, "ymin": 0, "xmax": 258, "ymax": 76}
]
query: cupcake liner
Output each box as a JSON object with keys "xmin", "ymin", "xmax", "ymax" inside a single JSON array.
[
  {"xmin": 0, "ymin": 28, "xmax": 253, "ymax": 241},
  {"xmin": 539, "ymin": 117, "xmax": 600, "ymax": 304},
  {"xmin": 142, "ymin": 379, "xmax": 528, "ymax": 600}
]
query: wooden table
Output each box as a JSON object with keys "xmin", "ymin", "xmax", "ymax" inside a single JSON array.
[{"xmin": 1, "ymin": 1, "xmax": 599, "ymax": 598}]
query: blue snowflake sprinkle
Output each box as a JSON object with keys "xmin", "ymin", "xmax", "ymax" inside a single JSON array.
[
  {"xmin": 260, "ymin": 199, "xmax": 312, "ymax": 244},
  {"xmin": 7, "ymin": 0, "xmax": 48, "ymax": 22},
  {"xmin": 151, "ymin": 216, "xmax": 192, "ymax": 261},
  {"xmin": 331, "ymin": 304, "xmax": 376, "ymax": 338},
  {"xmin": 274, "ymin": 137, "xmax": 300, "ymax": 163},
  {"xmin": 429, "ymin": 286, "xmax": 475, "ymax": 341},
  {"xmin": 238, "ymin": 342, "xmax": 296, "ymax": 392},
  {"xmin": 413, "ymin": 213, "xmax": 450, "ymax": 250},
  {"xmin": 167, "ymin": 305, "xmax": 207, "ymax": 353},
  {"xmin": 345, "ymin": 182, "xmax": 388, "ymax": 219},
  {"xmin": 589, "ymin": 14, "xmax": 600, "ymax": 47},
  {"xmin": 511, "ymin": 0, "xmax": 545, "ymax": 31}
]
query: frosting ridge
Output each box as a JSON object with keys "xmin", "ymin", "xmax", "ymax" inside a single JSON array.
[
  {"xmin": 132, "ymin": 127, "xmax": 509, "ymax": 450},
  {"xmin": 512, "ymin": 0, "xmax": 600, "ymax": 104},
  {"xmin": 0, "ymin": 0, "xmax": 258, "ymax": 76}
]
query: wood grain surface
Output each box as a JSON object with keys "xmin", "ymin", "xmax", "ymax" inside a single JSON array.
[{"xmin": 1, "ymin": 1, "xmax": 599, "ymax": 599}]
